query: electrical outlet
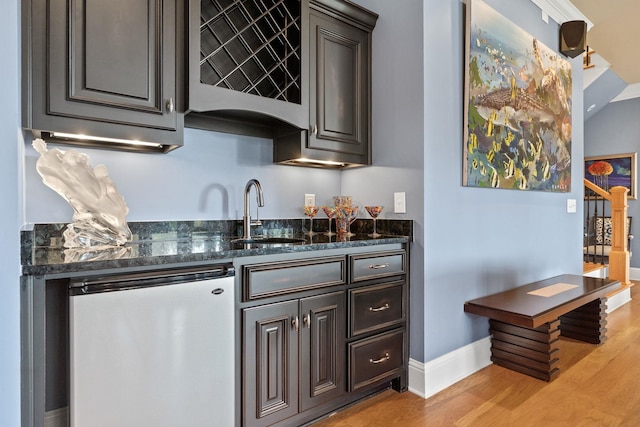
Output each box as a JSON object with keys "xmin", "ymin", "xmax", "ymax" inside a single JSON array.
[
  {"xmin": 394, "ymin": 192, "xmax": 406, "ymax": 213},
  {"xmin": 304, "ymin": 194, "xmax": 316, "ymax": 206}
]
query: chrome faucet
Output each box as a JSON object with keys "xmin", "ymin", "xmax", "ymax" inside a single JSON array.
[{"xmin": 243, "ymin": 179, "xmax": 264, "ymax": 239}]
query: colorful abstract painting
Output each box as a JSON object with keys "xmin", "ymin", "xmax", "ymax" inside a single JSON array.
[
  {"xmin": 585, "ymin": 153, "xmax": 637, "ymax": 199},
  {"xmin": 463, "ymin": 0, "xmax": 572, "ymax": 192}
]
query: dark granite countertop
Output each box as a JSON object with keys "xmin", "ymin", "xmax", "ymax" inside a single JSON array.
[{"xmin": 21, "ymin": 219, "xmax": 413, "ymax": 276}]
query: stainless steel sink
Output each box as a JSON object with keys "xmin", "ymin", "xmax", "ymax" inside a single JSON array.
[{"xmin": 230, "ymin": 237, "xmax": 306, "ymax": 245}]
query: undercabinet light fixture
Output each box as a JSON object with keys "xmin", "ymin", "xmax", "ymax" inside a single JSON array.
[
  {"xmin": 293, "ymin": 158, "xmax": 346, "ymax": 167},
  {"xmin": 50, "ymin": 132, "xmax": 164, "ymax": 149}
]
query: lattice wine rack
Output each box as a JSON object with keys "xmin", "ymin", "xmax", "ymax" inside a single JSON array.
[{"xmin": 199, "ymin": 0, "xmax": 302, "ymax": 104}]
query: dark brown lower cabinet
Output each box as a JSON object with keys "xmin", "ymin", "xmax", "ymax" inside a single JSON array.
[
  {"xmin": 348, "ymin": 329, "xmax": 405, "ymax": 392},
  {"xmin": 243, "ymin": 291, "xmax": 345, "ymax": 427},
  {"xmin": 243, "ymin": 300, "xmax": 299, "ymax": 426},
  {"xmin": 241, "ymin": 246, "xmax": 408, "ymax": 426},
  {"xmin": 300, "ymin": 292, "xmax": 346, "ymax": 412}
]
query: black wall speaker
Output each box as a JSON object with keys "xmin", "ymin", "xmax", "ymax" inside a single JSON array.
[{"xmin": 559, "ymin": 20, "xmax": 587, "ymax": 58}]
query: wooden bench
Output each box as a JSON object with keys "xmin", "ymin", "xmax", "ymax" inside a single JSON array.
[{"xmin": 464, "ymin": 274, "xmax": 621, "ymax": 381}]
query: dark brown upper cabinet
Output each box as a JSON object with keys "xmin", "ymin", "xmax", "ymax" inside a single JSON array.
[
  {"xmin": 187, "ymin": 0, "xmax": 377, "ymax": 168},
  {"xmin": 274, "ymin": 0, "xmax": 377, "ymax": 167},
  {"xmin": 187, "ymin": 0, "xmax": 310, "ymax": 130},
  {"xmin": 22, "ymin": 0, "xmax": 184, "ymax": 152}
]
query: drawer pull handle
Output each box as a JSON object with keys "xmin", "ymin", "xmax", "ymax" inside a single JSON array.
[
  {"xmin": 369, "ymin": 263, "xmax": 390, "ymax": 270},
  {"xmin": 369, "ymin": 303, "xmax": 390, "ymax": 312},
  {"xmin": 369, "ymin": 353, "xmax": 390, "ymax": 364}
]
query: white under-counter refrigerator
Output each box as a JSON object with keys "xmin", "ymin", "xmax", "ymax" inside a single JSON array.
[{"xmin": 69, "ymin": 265, "xmax": 235, "ymax": 427}]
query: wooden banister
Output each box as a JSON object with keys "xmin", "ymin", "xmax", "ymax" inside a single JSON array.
[
  {"xmin": 608, "ymin": 186, "xmax": 630, "ymax": 287},
  {"xmin": 583, "ymin": 178, "xmax": 631, "ymax": 287},
  {"xmin": 584, "ymin": 179, "xmax": 611, "ymax": 201}
]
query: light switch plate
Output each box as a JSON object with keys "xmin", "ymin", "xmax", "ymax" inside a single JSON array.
[
  {"xmin": 394, "ymin": 192, "xmax": 406, "ymax": 213},
  {"xmin": 305, "ymin": 194, "xmax": 316, "ymax": 206},
  {"xmin": 567, "ymin": 198, "xmax": 577, "ymax": 213}
]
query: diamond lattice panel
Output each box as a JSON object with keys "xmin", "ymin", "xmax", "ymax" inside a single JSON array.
[{"xmin": 200, "ymin": 0, "xmax": 301, "ymax": 103}]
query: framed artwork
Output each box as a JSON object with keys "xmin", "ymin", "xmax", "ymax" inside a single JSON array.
[
  {"xmin": 585, "ymin": 153, "xmax": 637, "ymax": 199},
  {"xmin": 463, "ymin": 0, "xmax": 573, "ymax": 192}
]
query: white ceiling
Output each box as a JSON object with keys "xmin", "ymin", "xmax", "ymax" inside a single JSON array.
[
  {"xmin": 569, "ymin": 0, "xmax": 640, "ymax": 101},
  {"xmin": 570, "ymin": 0, "xmax": 638, "ymax": 85},
  {"xmin": 532, "ymin": 0, "xmax": 640, "ymax": 103},
  {"xmin": 532, "ymin": 0, "xmax": 634, "ymax": 83}
]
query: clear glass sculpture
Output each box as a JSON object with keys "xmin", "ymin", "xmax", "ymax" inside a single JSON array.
[{"xmin": 32, "ymin": 138, "xmax": 132, "ymax": 248}]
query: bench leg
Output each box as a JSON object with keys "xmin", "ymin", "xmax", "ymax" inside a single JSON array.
[
  {"xmin": 560, "ymin": 298, "xmax": 608, "ymax": 344},
  {"xmin": 489, "ymin": 319, "xmax": 561, "ymax": 382}
]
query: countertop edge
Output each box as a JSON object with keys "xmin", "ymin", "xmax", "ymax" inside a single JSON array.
[{"xmin": 22, "ymin": 235, "xmax": 411, "ymax": 277}]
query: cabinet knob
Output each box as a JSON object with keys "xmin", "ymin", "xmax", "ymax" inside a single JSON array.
[
  {"xmin": 166, "ymin": 98, "xmax": 174, "ymax": 113},
  {"xmin": 303, "ymin": 314, "xmax": 310, "ymax": 328},
  {"xmin": 292, "ymin": 316, "xmax": 299, "ymax": 332},
  {"xmin": 310, "ymin": 124, "xmax": 318, "ymax": 135}
]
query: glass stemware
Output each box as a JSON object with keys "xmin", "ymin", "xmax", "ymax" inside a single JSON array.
[
  {"xmin": 347, "ymin": 204, "xmax": 359, "ymax": 236},
  {"xmin": 365, "ymin": 205, "xmax": 384, "ymax": 237},
  {"xmin": 303, "ymin": 206, "xmax": 320, "ymax": 235},
  {"xmin": 322, "ymin": 206, "xmax": 336, "ymax": 236}
]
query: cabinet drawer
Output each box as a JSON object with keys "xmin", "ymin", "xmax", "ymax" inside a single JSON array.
[
  {"xmin": 349, "ymin": 251, "xmax": 406, "ymax": 283},
  {"xmin": 350, "ymin": 282, "xmax": 404, "ymax": 336},
  {"xmin": 348, "ymin": 330, "xmax": 405, "ymax": 391},
  {"xmin": 243, "ymin": 256, "xmax": 346, "ymax": 300}
]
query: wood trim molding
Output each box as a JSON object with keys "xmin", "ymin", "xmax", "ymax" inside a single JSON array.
[{"xmin": 530, "ymin": 0, "xmax": 593, "ymax": 29}]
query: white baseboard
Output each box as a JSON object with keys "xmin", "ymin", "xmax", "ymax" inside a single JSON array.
[
  {"xmin": 584, "ymin": 266, "xmax": 640, "ymax": 281},
  {"xmin": 583, "ymin": 266, "xmax": 607, "ymax": 278},
  {"xmin": 408, "ymin": 336, "xmax": 492, "ymax": 399},
  {"xmin": 607, "ymin": 287, "xmax": 631, "ymax": 313},
  {"xmin": 604, "ymin": 266, "xmax": 637, "ymax": 312}
]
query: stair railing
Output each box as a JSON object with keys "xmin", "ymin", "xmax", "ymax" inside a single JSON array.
[
  {"xmin": 583, "ymin": 179, "xmax": 630, "ymax": 286},
  {"xmin": 583, "ymin": 181, "xmax": 606, "ymax": 265}
]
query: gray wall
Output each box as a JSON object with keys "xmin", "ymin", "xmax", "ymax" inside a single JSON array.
[
  {"xmin": 584, "ymin": 69, "xmax": 627, "ymax": 121},
  {"xmin": 341, "ymin": 0, "xmax": 425, "ymax": 361},
  {"xmin": 417, "ymin": 0, "xmax": 584, "ymax": 361},
  {"xmin": 24, "ymin": 129, "xmax": 343, "ymax": 223},
  {"xmin": 0, "ymin": 0, "xmax": 21, "ymax": 425},
  {"xmin": 585, "ymin": 97, "xmax": 640, "ymax": 267}
]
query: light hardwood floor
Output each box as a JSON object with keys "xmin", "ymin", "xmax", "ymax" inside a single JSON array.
[{"xmin": 312, "ymin": 285, "xmax": 640, "ymax": 426}]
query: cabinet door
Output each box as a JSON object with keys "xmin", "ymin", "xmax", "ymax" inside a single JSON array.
[
  {"xmin": 300, "ymin": 291, "xmax": 346, "ymax": 412},
  {"xmin": 243, "ymin": 300, "xmax": 299, "ymax": 427},
  {"xmin": 309, "ymin": 10, "xmax": 371, "ymax": 162},
  {"xmin": 46, "ymin": 0, "xmax": 178, "ymax": 131}
]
